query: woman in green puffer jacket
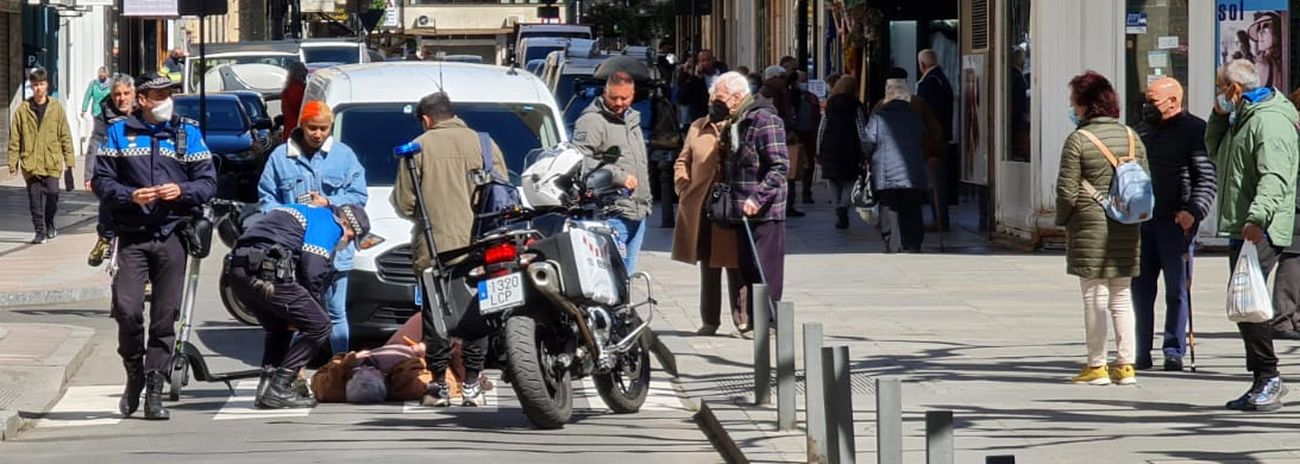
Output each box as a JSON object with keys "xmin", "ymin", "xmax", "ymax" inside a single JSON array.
[{"xmin": 1055, "ymin": 71, "xmax": 1149, "ymax": 387}]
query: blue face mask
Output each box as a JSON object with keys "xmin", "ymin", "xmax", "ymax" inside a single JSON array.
[
  {"xmin": 1068, "ymin": 109, "xmax": 1081, "ymax": 127},
  {"xmin": 1216, "ymin": 94, "xmax": 1236, "ymax": 115}
]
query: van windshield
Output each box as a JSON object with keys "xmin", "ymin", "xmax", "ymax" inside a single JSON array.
[
  {"xmin": 335, "ymin": 102, "xmax": 560, "ymax": 187},
  {"xmin": 302, "ymin": 46, "xmax": 360, "ymax": 64}
]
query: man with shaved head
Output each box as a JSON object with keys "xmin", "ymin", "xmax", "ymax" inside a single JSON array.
[{"xmin": 1132, "ymin": 77, "xmax": 1215, "ymax": 372}]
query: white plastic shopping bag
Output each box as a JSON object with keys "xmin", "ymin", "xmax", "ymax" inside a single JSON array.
[{"xmin": 1227, "ymin": 241, "xmax": 1275, "ymax": 323}]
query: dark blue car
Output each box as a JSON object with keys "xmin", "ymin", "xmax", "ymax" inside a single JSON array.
[{"xmin": 173, "ymin": 94, "xmax": 273, "ymax": 202}]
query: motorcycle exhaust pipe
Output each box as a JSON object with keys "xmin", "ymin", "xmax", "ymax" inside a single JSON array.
[{"xmin": 527, "ymin": 262, "xmax": 602, "ymax": 357}]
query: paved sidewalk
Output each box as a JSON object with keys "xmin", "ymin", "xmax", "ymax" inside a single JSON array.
[
  {"xmin": 642, "ymin": 195, "xmax": 1300, "ymax": 463},
  {"xmin": 0, "ymin": 323, "xmax": 96, "ymax": 441},
  {"xmin": 0, "ymin": 177, "xmax": 108, "ymax": 308}
]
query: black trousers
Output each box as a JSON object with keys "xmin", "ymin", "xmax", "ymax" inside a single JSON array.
[
  {"xmin": 878, "ymin": 189, "xmax": 926, "ymax": 252},
  {"xmin": 1230, "ymin": 239, "xmax": 1283, "ymax": 379},
  {"xmin": 225, "ymin": 262, "xmax": 330, "ymax": 371},
  {"xmin": 423, "ymin": 299, "xmax": 489, "ymax": 384},
  {"xmin": 738, "ymin": 220, "xmax": 786, "ymax": 324},
  {"xmin": 696, "ymin": 222, "xmax": 743, "ymax": 328},
  {"xmin": 1272, "ymin": 252, "xmax": 1300, "ymax": 332},
  {"xmin": 25, "ymin": 175, "xmax": 59, "ymax": 234},
  {"xmin": 112, "ymin": 233, "xmax": 187, "ymax": 374}
]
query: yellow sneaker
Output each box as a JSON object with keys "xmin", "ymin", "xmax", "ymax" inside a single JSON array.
[
  {"xmin": 1072, "ymin": 365, "xmax": 1111, "ymax": 385},
  {"xmin": 1110, "ymin": 364, "xmax": 1137, "ymax": 386}
]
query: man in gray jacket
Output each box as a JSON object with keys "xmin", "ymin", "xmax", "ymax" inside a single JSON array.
[{"xmin": 573, "ymin": 71, "xmax": 652, "ymax": 272}]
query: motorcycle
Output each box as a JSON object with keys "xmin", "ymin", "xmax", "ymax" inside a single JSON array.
[
  {"xmin": 403, "ymin": 142, "xmax": 657, "ymax": 429},
  {"xmin": 211, "ymin": 198, "xmax": 262, "ymax": 326}
]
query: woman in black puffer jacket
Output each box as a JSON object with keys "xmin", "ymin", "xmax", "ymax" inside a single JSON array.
[{"xmin": 816, "ymin": 75, "xmax": 868, "ymax": 229}]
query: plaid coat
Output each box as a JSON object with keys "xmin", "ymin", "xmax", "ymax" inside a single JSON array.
[{"xmin": 723, "ymin": 98, "xmax": 790, "ymax": 223}]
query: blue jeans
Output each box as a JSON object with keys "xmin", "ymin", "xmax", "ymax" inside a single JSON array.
[
  {"xmin": 324, "ymin": 273, "xmax": 349, "ymax": 354},
  {"xmin": 1131, "ymin": 220, "xmax": 1194, "ymax": 362},
  {"xmin": 605, "ymin": 217, "xmax": 647, "ymax": 274}
]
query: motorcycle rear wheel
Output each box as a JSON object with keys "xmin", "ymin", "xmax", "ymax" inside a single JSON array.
[
  {"xmin": 593, "ymin": 329, "xmax": 651, "ymax": 413},
  {"xmin": 504, "ymin": 314, "xmax": 573, "ymax": 429}
]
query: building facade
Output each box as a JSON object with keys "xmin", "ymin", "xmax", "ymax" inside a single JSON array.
[{"xmin": 385, "ymin": 0, "xmax": 564, "ymax": 64}]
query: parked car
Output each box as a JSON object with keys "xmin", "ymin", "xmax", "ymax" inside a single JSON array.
[
  {"xmin": 509, "ymin": 23, "xmax": 593, "ymax": 65},
  {"xmin": 224, "ymin": 90, "xmax": 279, "ymax": 153},
  {"xmin": 300, "ymin": 39, "xmax": 370, "ymax": 65},
  {"xmin": 173, "ymin": 94, "xmax": 273, "ymax": 202},
  {"xmin": 515, "ymin": 37, "xmax": 569, "ymax": 70},
  {"xmin": 300, "ymin": 62, "xmax": 566, "ymax": 343},
  {"xmin": 184, "ymin": 41, "xmax": 301, "ymax": 95}
]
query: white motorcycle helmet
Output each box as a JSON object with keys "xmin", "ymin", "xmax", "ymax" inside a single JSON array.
[{"xmin": 521, "ymin": 143, "xmax": 586, "ymax": 208}]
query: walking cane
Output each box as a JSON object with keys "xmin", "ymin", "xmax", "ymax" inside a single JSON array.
[{"xmin": 1185, "ymin": 250, "xmax": 1197, "ymax": 372}]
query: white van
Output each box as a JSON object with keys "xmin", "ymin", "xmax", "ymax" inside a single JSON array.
[{"xmin": 303, "ymin": 62, "xmax": 566, "ymax": 341}]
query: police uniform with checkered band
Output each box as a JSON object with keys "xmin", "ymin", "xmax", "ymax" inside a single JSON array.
[
  {"xmin": 224, "ymin": 204, "xmax": 368, "ymax": 379},
  {"xmin": 90, "ymin": 78, "xmax": 217, "ymax": 415}
]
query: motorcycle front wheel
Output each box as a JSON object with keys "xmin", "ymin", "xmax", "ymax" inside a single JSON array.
[
  {"xmin": 593, "ymin": 326, "xmax": 651, "ymax": 413},
  {"xmin": 504, "ymin": 313, "xmax": 573, "ymax": 429},
  {"xmin": 218, "ymin": 272, "xmax": 261, "ymax": 326}
]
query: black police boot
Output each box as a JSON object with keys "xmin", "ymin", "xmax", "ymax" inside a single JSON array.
[
  {"xmin": 257, "ymin": 368, "xmax": 316, "ymax": 410},
  {"xmin": 119, "ymin": 359, "xmax": 145, "ymax": 416},
  {"xmin": 143, "ymin": 371, "xmax": 170, "ymax": 420},
  {"xmin": 253, "ymin": 366, "xmax": 274, "ymax": 407},
  {"xmin": 835, "ymin": 208, "xmax": 850, "ymax": 230}
]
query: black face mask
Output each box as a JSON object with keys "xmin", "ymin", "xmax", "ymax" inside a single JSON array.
[
  {"xmin": 708, "ymin": 100, "xmax": 730, "ymax": 123},
  {"xmin": 1140, "ymin": 101, "xmax": 1163, "ymax": 126}
]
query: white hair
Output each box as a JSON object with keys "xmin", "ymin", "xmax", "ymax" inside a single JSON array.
[
  {"xmin": 763, "ymin": 65, "xmax": 787, "ymax": 81},
  {"xmin": 110, "ymin": 74, "xmax": 135, "ymax": 91},
  {"xmin": 710, "ymin": 71, "xmax": 751, "ymax": 99},
  {"xmin": 1222, "ymin": 59, "xmax": 1261, "ymax": 90},
  {"xmin": 345, "ymin": 366, "xmax": 388, "ymax": 404},
  {"xmin": 884, "ymin": 78, "xmax": 912, "ymax": 103},
  {"xmin": 918, "ymin": 49, "xmax": 938, "ymax": 68}
]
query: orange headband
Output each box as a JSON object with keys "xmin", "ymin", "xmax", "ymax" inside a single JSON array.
[{"xmin": 299, "ymin": 100, "xmax": 333, "ymax": 126}]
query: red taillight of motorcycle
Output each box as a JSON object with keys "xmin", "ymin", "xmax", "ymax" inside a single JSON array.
[{"xmin": 484, "ymin": 243, "xmax": 518, "ymax": 265}]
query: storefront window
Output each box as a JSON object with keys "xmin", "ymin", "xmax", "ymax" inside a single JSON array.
[
  {"xmin": 1125, "ymin": 0, "xmax": 1190, "ymax": 127},
  {"xmin": 1006, "ymin": 0, "xmax": 1031, "ymax": 162}
]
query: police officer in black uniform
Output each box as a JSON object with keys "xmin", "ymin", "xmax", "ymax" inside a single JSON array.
[
  {"xmin": 92, "ymin": 73, "xmax": 217, "ymax": 420},
  {"xmin": 224, "ymin": 203, "xmax": 370, "ymax": 409}
]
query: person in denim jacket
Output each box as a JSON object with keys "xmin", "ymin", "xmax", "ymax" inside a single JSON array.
[{"xmin": 257, "ymin": 101, "xmax": 368, "ymax": 354}]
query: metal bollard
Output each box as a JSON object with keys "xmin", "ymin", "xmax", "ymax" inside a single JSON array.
[
  {"xmin": 876, "ymin": 377, "xmax": 902, "ymax": 464},
  {"xmin": 804, "ymin": 323, "xmax": 828, "ymax": 463},
  {"xmin": 777, "ymin": 301, "xmax": 796, "ymax": 431},
  {"xmin": 753, "ymin": 284, "xmax": 771, "ymax": 405},
  {"xmin": 824, "ymin": 346, "xmax": 854, "ymax": 464},
  {"xmin": 926, "ymin": 410, "xmax": 954, "ymax": 464}
]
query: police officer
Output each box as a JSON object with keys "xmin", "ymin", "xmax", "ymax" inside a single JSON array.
[
  {"xmin": 224, "ymin": 203, "xmax": 370, "ymax": 409},
  {"xmin": 92, "ymin": 73, "xmax": 217, "ymax": 420}
]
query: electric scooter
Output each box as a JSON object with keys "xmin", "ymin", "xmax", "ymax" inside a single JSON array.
[{"xmin": 167, "ymin": 201, "xmax": 263, "ymax": 400}]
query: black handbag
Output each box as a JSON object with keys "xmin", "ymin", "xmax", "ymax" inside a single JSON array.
[
  {"xmin": 706, "ymin": 181, "xmax": 736, "ymax": 226},
  {"xmin": 63, "ymin": 168, "xmax": 74, "ymax": 192}
]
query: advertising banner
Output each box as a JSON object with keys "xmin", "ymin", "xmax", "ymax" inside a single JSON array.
[{"xmin": 1217, "ymin": 0, "xmax": 1288, "ymax": 89}]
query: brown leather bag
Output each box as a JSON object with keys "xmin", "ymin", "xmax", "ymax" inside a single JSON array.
[{"xmin": 387, "ymin": 357, "xmax": 434, "ymax": 401}]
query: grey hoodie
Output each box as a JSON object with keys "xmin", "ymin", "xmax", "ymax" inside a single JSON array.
[{"xmin": 572, "ymin": 97, "xmax": 652, "ymax": 220}]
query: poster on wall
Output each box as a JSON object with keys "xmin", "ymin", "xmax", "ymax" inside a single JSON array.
[
  {"xmin": 961, "ymin": 54, "xmax": 988, "ymax": 186},
  {"xmin": 1216, "ymin": 0, "xmax": 1288, "ymax": 90}
]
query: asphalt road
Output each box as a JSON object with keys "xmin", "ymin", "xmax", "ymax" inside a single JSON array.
[{"xmin": 0, "ymin": 246, "xmax": 720, "ymax": 464}]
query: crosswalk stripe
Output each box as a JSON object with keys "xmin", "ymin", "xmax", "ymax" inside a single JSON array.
[
  {"xmin": 212, "ymin": 380, "xmax": 311, "ymax": 421},
  {"xmin": 35, "ymin": 385, "xmax": 124, "ymax": 428},
  {"xmin": 578, "ymin": 378, "xmax": 685, "ymax": 412}
]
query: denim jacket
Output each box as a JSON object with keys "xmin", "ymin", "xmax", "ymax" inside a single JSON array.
[{"xmin": 258, "ymin": 132, "xmax": 368, "ymax": 270}]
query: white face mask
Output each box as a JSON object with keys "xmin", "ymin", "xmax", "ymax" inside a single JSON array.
[{"xmin": 150, "ymin": 97, "xmax": 173, "ymax": 122}]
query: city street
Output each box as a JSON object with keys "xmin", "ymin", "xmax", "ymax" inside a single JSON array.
[{"xmin": 0, "ymin": 241, "xmax": 720, "ymax": 464}]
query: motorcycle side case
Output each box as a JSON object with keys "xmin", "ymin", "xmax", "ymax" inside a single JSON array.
[{"xmin": 530, "ymin": 226, "xmax": 626, "ymax": 306}]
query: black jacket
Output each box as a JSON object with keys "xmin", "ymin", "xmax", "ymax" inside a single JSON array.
[
  {"xmin": 1136, "ymin": 111, "xmax": 1216, "ymax": 221},
  {"xmin": 235, "ymin": 205, "xmax": 342, "ymax": 296},
  {"xmin": 84, "ymin": 100, "xmax": 131, "ymax": 180},
  {"xmin": 93, "ymin": 114, "xmax": 218, "ymax": 238},
  {"xmin": 816, "ymin": 94, "xmax": 867, "ymax": 181},
  {"xmin": 916, "ymin": 67, "xmax": 954, "ymax": 141}
]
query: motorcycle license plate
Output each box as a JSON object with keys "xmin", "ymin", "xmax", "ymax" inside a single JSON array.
[{"xmin": 478, "ymin": 273, "xmax": 525, "ymax": 314}]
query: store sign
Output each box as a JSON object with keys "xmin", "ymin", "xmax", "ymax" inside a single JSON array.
[
  {"xmin": 122, "ymin": 0, "xmax": 178, "ymax": 17},
  {"xmin": 1216, "ymin": 0, "xmax": 1288, "ymax": 89},
  {"xmin": 1126, "ymin": 13, "xmax": 1148, "ymax": 34}
]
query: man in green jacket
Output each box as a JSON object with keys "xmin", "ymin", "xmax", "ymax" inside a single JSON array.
[
  {"xmin": 7, "ymin": 67, "xmax": 75, "ymax": 244},
  {"xmin": 1206, "ymin": 59, "xmax": 1300, "ymax": 412}
]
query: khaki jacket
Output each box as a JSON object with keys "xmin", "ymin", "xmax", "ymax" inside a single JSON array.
[
  {"xmin": 671, "ymin": 117, "xmax": 739, "ymax": 268},
  {"xmin": 8, "ymin": 98, "xmax": 74, "ymax": 178},
  {"xmin": 391, "ymin": 117, "xmax": 507, "ymax": 271}
]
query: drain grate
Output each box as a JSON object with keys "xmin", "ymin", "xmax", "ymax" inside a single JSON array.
[
  {"xmin": 0, "ymin": 388, "xmax": 19, "ymax": 410},
  {"xmin": 711, "ymin": 370, "xmax": 875, "ymax": 399}
]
